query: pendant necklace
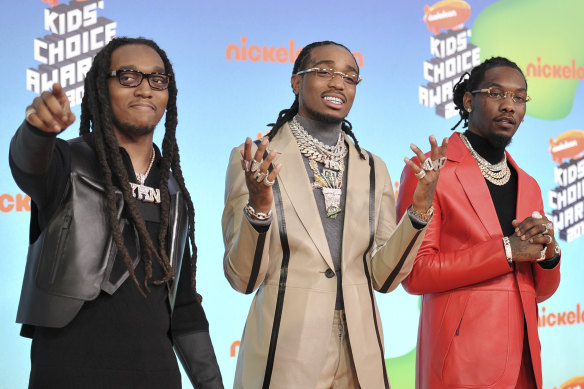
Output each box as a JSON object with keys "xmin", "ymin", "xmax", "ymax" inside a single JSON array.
[
  {"xmin": 289, "ymin": 116, "xmax": 347, "ymax": 219},
  {"xmin": 130, "ymin": 146, "xmax": 161, "ymax": 203}
]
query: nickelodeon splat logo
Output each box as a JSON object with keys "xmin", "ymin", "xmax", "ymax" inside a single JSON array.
[
  {"xmin": 549, "ymin": 129, "xmax": 584, "ymax": 164},
  {"xmin": 423, "ymin": 0, "xmax": 471, "ymax": 35},
  {"xmin": 0, "ymin": 194, "xmax": 31, "ymax": 213},
  {"xmin": 41, "ymin": 0, "xmax": 87, "ymax": 6},
  {"xmin": 555, "ymin": 375, "xmax": 584, "ymax": 389},
  {"xmin": 225, "ymin": 37, "xmax": 364, "ymax": 67}
]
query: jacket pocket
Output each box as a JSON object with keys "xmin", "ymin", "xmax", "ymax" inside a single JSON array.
[
  {"xmin": 441, "ymin": 290, "xmax": 512, "ymax": 386},
  {"xmin": 34, "ymin": 172, "xmax": 123, "ymax": 300},
  {"xmin": 36, "ymin": 208, "xmax": 73, "ymax": 289}
]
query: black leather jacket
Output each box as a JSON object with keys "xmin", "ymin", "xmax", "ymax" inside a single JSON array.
[
  {"xmin": 16, "ymin": 136, "xmax": 189, "ymax": 328},
  {"xmin": 11, "ymin": 128, "xmax": 223, "ymax": 388}
]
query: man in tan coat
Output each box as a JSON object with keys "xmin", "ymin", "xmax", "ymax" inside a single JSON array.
[{"xmin": 222, "ymin": 41, "xmax": 447, "ymax": 388}]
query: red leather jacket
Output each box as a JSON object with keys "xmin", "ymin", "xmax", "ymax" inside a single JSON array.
[{"xmin": 396, "ymin": 132, "xmax": 560, "ymax": 389}]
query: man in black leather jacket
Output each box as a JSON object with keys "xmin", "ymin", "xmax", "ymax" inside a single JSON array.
[{"xmin": 9, "ymin": 37, "xmax": 223, "ymax": 389}]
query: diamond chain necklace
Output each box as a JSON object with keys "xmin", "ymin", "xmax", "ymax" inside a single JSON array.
[
  {"xmin": 460, "ymin": 133, "xmax": 511, "ymax": 186},
  {"xmin": 289, "ymin": 116, "xmax": 347, "ymax": 218}
]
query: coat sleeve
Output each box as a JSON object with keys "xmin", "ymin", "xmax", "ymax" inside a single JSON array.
[
  {"xmin": 398, "ymin": 163, "xmax": 513, "ymax": 295},
  {"xmin": 222, "ymin": 146, "xmax": 272, "ymax": 294},
  {"xmin": 534, "ymin": 258, "xmax": 561, "ymax": 303},
  {"xmin": 369, "ymin": 155, "xmax": 428, "ymax": 293},
  {"xmin": 172, "ymin": 245, "xmax": 224, "ymax": 389},
  {"xmin": 9, "ymin": 121, "xmax": 70, "ymax": 212}
]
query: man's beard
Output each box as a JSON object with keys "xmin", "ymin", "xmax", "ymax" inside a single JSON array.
[
  {"xmin": 113, "ymin": 116, "xmax": 156, "ymax": 137},
  {"xmin": 487, "ymin": 132, "xmax": 513, "ymax": 148},
  {"xmin": 304, "ymin": 105, "xmax": 344, "ymax": 124}
]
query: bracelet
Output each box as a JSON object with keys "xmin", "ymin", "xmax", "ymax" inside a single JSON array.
[
  {"xmin": 244, "ymin": 202, "xmax": 272, "ymax": 221},
  {"xmin": 408, "ymin": 204, "xmax": 433, "ymax": 223},
  {"xmin": 502, "ymin": 236, "xmax": 513, "ymax": 265}
]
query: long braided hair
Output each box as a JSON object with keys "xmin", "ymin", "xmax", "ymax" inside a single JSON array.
[
  {"xmin": 267, "ymin": 41, "xmax": 365, "ymax": 159},
  {"xmin": 450, "ymin": 56, "xmax": 526, "ymax": 131},
  {"xmin": 79, "ymin": 37, "xmax": 199, "ymax": 299}
]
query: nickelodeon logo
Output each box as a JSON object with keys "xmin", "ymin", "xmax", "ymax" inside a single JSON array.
[
  {"xmin": 555, "ymin": 376, "xmax": 584, "ymax": 389},
  {"xmin": 423, "ymin": 0, "xmax": 471, "ymax": 35},
  {"xmin": 549, "ymin": 129, "xmax": 584, "ymax": 164},
  {"xmin": 41, "ymin": 0, "xmax": 85, "ymax": 7},
  {"xmin": 527, "ymin": 57, "xmax": 584, "ymax": 80},
  {"xmin": 539, "ymin": 304, "xmax": 584, "ymax": 328},
  {"xmin": 0, "ymin": 194, "xmax": 31, "ymax": 213},
  {"xmin": 225, "ymin": 37, "xmax": 364, "ymax": 67}
]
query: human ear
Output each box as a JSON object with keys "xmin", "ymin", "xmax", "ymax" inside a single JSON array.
[
  {"xmin": 291, "ymin": 74, "xmax": 301, "ymax": 95},
  {"xmin": 462, "ymin": 92, "xmax": 473, "ymax": 113}
]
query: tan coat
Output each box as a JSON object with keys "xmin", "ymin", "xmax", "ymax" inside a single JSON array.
[{"xmin": 222, "ymin": 123, "xmax": 426, "ymax": 388}]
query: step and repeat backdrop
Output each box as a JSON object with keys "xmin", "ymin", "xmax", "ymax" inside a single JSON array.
[{"xmin": 1, "ymin": 0, "xmax": 582, "ymax": 387}]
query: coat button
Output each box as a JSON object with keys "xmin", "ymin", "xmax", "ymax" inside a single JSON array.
[{"xmin": 324, "ymin": 269, "xmax": 335, "ymax": 278}]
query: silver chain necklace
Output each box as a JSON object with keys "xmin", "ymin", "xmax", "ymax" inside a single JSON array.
[
  {"xmin": 130, "ymin": 146, "xmax": 161, "ymax": 204},
  {"xmin": 135, "ymin": 146, "xmax": 156, "ymax": 185},
  {"xmin": 460, "ymin": 133, "xmax": 511, "ymax": 186},
  {"xmin": 289, "ymin": 116, "xmax": 347, "ymax": 219},
  {"xmin": 289, "ymin": 116, "xmax": 347, "ymax": 170}
]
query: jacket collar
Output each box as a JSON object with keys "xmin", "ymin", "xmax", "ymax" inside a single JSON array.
[{"xmin": 450, "ymin": 132, "xmax": 528, "ymax": 237}]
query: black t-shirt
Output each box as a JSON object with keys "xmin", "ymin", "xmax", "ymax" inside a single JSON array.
[{"xmin": 10, "ymin": 127, "xmax": 203, "ymax": 389}]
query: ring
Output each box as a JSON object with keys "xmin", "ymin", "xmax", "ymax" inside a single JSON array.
[
  {"xmin": 250, "ymin": 159, "xmax": 262, "ymax": 173},
  {"xmin": 263, "ymin": 175, "xmax": 275, "ymax": 187},
  {"xmin": 543, "ymin": 222, "xmax": 553, "ymax": 234},
  {"xmin": 241, "ymin": 159, "xmax": 251, "ymax": 172},
  {"xmin": 25, "ymin": 107, "xmax": 37, "ymax": 121},
  {"xmin": 421, "ymin": 158, "xmax": 435, "ymax": 171},
  {"xmin": 531, "ymin": 211, "xmax": 542, "ymax": 219},
  {"xmin": 434, "ymin": 157, "xmax": 446, "ymax": 170},
  {"xmin": 546, "ymin": 235, "xmax": 553, "ymax": 244},
  {"xmin": 415, "ymin": 170, "xmax": 426, "ymax": 179},
  {"xmin": 254, "ymin": 170, "xmax": 267, "ymax": 183},
  {"xmin": 538, "ymin": 248, "xmax": 546, "ymax": 261}
]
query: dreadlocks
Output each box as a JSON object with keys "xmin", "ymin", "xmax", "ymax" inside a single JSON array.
[
  {"xmin": 267, "ymin": 40, "xmax": 365, "ymax": 159},
  {"xmin": 450, "ymin": 56, "xmax": 527, "ymax": 131},
  {"xmin": 79, "ymin": 37, "xmax": 199, "ymax": 299}
]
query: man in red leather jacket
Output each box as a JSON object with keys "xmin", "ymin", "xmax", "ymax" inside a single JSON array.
[{"xmin": 397, "ymin": 57, "xmax": 560, "ymax": 389}]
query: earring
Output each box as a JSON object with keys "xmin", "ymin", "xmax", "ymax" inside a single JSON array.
[{"xmin": 465, "ymin": 107, "xmax": 472, "ymax": 113}]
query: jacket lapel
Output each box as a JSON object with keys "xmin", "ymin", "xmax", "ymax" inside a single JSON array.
[
  {"xmin": 342, "ymin": 136, "xmax": 371, "ymax": 267},
  {"xmin": 451, "ymin": 133, "xmax": 502, "ymax": 238},
  {"xmin": 270, "ymin": 123, "xmax": 334, "ymax": 269}
]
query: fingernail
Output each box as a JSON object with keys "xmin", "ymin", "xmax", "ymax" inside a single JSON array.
[{"xmin": 53, "ymin": 124, "xmax": 60, "ymax": 132}]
